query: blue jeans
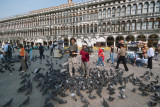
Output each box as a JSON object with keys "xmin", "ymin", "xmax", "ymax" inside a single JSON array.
[
  {"xmin": 97, "ymin": 57, "xmax": 104, "ymax": 66},
  {"xmin": 107, "ymin": 53, "xmax": 114, "ymax": 63},
  {"xmin": 30, "ymin": 51, "xmax": 32, "ymax": 60}
]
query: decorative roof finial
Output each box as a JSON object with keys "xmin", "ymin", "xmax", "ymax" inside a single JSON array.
[{"xmin": 68, "ymin": 0, "xmax": 73, "ymax": 4}]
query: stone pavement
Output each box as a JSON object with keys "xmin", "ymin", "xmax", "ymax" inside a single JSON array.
[{"xmin": 0, "ymin": 50, "xmax": 160, "ymax": 107}]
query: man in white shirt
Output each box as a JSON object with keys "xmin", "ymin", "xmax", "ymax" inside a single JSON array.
[
  {"xmin": 147, "ymin": 44, "xmax": 154, "ymax": 71},
  {"xmin": 3, "ymin": 42, "xmax": 10, "ymax": 62},
  {"xmin": 4, "ymin": 42, "xmax": 9, "ymax": 53}
]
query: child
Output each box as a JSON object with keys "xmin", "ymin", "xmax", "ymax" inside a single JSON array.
[{"xmin": 97, "ymin": 45, "xmax": 105, "ymax": 67}]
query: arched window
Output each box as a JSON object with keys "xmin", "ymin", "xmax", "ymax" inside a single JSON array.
[
  {"xmin": 132, "ymin": 22, "xmax": 136, "ymax": 31},
  {"xmin": 87, "ymin": 25, "xmax": 89, "ymax": 33},
  {"xmin": 99, "ymin": 10, "xmax": 102, "ymax": 19},
  {"xmin": 137, "ymin": 21, "xmax": 142, "ymax": 30},
  {"xmin": 90, "ymin": 25, "xmax": 93, "ymax": 33},
  {"xmin": 127, "ymin": 5, "xmax": 131, "ymax": 15},
  {"xmin": 95, "ymin": 13, "xmax": 98, "ymax": 19},
  {"xmin": 83, "ymin": 14, "xmax": 86, "ymax": 21},
  {"xmin": 103, "ymin": 9, "xmax": 106, "ymax": 19},
  {"xmin": 83, "ymin": 25, "xmax": 86, "ymax": 33},
  {"xmin": 99, "ymin": 26, "xmax": 101, "ymax": 32},
  {"xmin": 94, "ymin": 24, "xmax": 97, "ymax": 33},
  {"xmin": 117, "ymin": 7, "xmax": 121, "ymax": 16},
  {"xmin": 143, "ymin": 3, "xmax": 149, "ymax": 13},
  {"xmin": 138, "ymin": 4, "xmax": 142, "ymax": 14},
  {"xmin": 112, "ymin": 8, "xmax": 116, "ymax": 17},
  {"xmin": 76, "ymin": 26, "xmax": 78, "ymax": 33},
  {"xmin": 155, "ymin": 19, "xmax": 160, "ymax": 29},
  {"xmin": 132, "ymin": 4, "xmax": 137, "ymax": 15},
  {"xmin": 79, "ymin": 26, "xmax": 82, "ymax": 33},
  {"xmin": 156, "ymin": 1, "xmax": 160, "ymax": 12},
  {"xmin": 126, "ymin": 22, "xmax": 130, "ymax": 31},
  {"xmin": 121, "ymin": 22, "xmax": 125, "ymax": 31},
  {"xmin": 88, "ymin": 14, "xmax": 90, "ymax": 20},
  {"xmin": 149, "ymin": 2, "xmax": 154, "ymax": 13},
  {"xmin": 103, "ymin": 24, "xmax": 106, "ymax": 32},
  {"xmin": 111, "ymin": 23, "xmax": 115, "ymax": 31},
  {"xmin": 107, "ymin": 23, "xmax": 111, "ymax": 32},
  {"xmin": 107, "ymin": 8, "xmax": 111, "ymax": 18},
  {"xmin": 142, "ymin": 21, "xmax": 147, "ymax": 30},
  {"xmin": 148, "ymin": 21, "xmax": 153, "ymax": 29},
  {"xmin": 122, "ymin": 6, "xmax": 126, "ymax": 16}
]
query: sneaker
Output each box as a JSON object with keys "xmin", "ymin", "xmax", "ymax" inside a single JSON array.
[
  {"xmin": 21, "ymin": 71, "xmax": 25, "ymax": 73},
  {"xmin": 97, "ymin": 66, "xmax": 99, "ymax": 67}
]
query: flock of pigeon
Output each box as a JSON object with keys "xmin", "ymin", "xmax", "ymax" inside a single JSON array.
[{"xmin": 0, "ymin": 54, "xmax": 160, "ymax": 107}]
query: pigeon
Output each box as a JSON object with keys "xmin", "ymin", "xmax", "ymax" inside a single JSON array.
[
  {"xmin": 147, "ymin": 101, "xmax": 157, "ymax": 107},
  {"xmin": 88, "ymin": 93, "xmax": 96, "ymax": 99},
  {"xmin": 25, "ymin": 86, "xmax": 32, "ymax": 95},
  {"xmin": 76, "ymin": 89, "xmax": 83, "ymax": 98},
  {"xmin": 102, "ymin": 98, "xmax": 110, "ymax": 107},
  {"xmin": 119, "ymin": 91, "xmax": 127, "ymax": 99},
  {"xmin": 140, "ymin": 91, "xmax": 148, "ymax": 96},
  {"xmin": 43, "ymin": 102, "xmax": 54, "ymax": 107},
  {"xmin": 2, "ymin": 98, "xmax": 13, "ymax": 107},
  {"xmin": 36, "ymin": 80, "xmax": 43, "ymax": 88},
  {"xmin": 96, "ymin": 87, "xmax": 102, "ymax": 98},
  {"xmin": 131, "ymin": 88, "xmax": 136, "ymax": 93},
  {"xmin": 53, "ymin": 96, "xmax": 67, "ymax": 104},
  {"xmin": 17, "ymin": 85, "xmax": 26, "ymax": 92},
  {"xmin": 19, "ymin": 96, "xmax": 30, "ymax": 107},
  {"xmin": 71, "ymin": 93, "xmax": 77, "ymax": 101},
  {"xmin": 82, "ymin": 103, "xmax": 89, "ymax": 107},
  {"xmin": 81, "ymin": 96, "xmax": 89, "ymax": 104},
  {"xmin": 20, "ymin": 78, "xmax": 27, "ymax": 84},
  {"xmin": 33, "ymin": 68, "xmax": 42, "ymax": 73},
  {"xmin": 107, "ymin": 96, "xmax": 115, "ymax": 101}
]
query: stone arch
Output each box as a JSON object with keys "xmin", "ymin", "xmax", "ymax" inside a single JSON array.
[
  {"xmin": 148, "ymin": 34, "xmax": 159, "ymax": 46},
  {"xmin": 64, "ymin": 38, "xmax": 69, "ymax": 47},
  {"xmin": 90, "ymin": 37, "xmax": 97, "ymax": 47},
  {"xmin": 107, "ymin": 36, "xmax": 114, "ymax": 47},
  {"xmin": 126, "ymin": 35, "xmax": 135, "ymax": 42},
  {"xmin": 137, "ymin": 35, "xmax": 146, "ymax": 41},
  {"xmin": 116, "ymin": 36, "xmax": 124, "ymax": 45}
]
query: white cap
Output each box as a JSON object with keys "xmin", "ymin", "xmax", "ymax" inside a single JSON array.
[{"xmin": 82, "ymin": 43, "xmax": 87, "ymax": 46}]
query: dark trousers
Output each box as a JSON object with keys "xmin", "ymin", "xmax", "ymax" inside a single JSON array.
[
  {"xmin": 147, "ymin": 57, "xmax": 152, "ymax": 69},
  {"xmin": 40, "ymin": 52, "xmax": 44, "ymax": 59},
  {"xmin": 19, "ymin": 57, "xmax": 28, "ymax": 71},
  {"xmin": 116, "ymin": 56, "xmax": 129, "ymax": 71}
]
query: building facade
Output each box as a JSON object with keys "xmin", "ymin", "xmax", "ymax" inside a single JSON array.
[{"xmin": 0, "ymin": 0, "xmax": 160, "ymax": 47}]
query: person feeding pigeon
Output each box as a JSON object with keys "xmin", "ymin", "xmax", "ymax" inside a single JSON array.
[
  {"xmin": 73, "ymin": 43, "xmax": 90, "ymax": 78},
  {"xmin": 116, "ymin": 44, "xmax": 129, "ymax": 71},
  {"xmin": 65, "ymin": 38, "xmax": 78, "ymax": 77}
]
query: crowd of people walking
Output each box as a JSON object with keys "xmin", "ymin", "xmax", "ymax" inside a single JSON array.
[{"xmin": 0, "ymin": 37, "xmax": 159, "ymax": 77}]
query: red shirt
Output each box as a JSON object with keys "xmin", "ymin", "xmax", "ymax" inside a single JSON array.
[
  {"xmin": 98, "ymin": 48, "xmax": 105, "ymax": 61},
  {"xmin": 98, "ymin": 48, "xmax": 103, "ymax": 57},
  {"xmin": 79, "ymin": 49, "xmax": 89, "ymax": 62}
]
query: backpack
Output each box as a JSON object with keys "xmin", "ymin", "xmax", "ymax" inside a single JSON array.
[{"xmin": 7, "ymin": 45, "xmax": 12, "ymax": 53}]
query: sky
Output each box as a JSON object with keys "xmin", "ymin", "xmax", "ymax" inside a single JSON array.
[{"xmin": 0, "ymin": 0, "xmax": 79, "ymax": 19}]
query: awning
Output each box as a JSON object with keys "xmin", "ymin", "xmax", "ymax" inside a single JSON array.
[
  {"xmin": 96, "ymin": 37, "xmax": 106, "ymax": 42},
  {"xmin": 35, "ymin": 39, "xmax": 43, "ymax": 43}
]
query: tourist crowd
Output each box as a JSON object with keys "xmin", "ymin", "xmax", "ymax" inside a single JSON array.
[{"xmin": 0, "ymin": 38, "xmax": 159, "ymax": 78}]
